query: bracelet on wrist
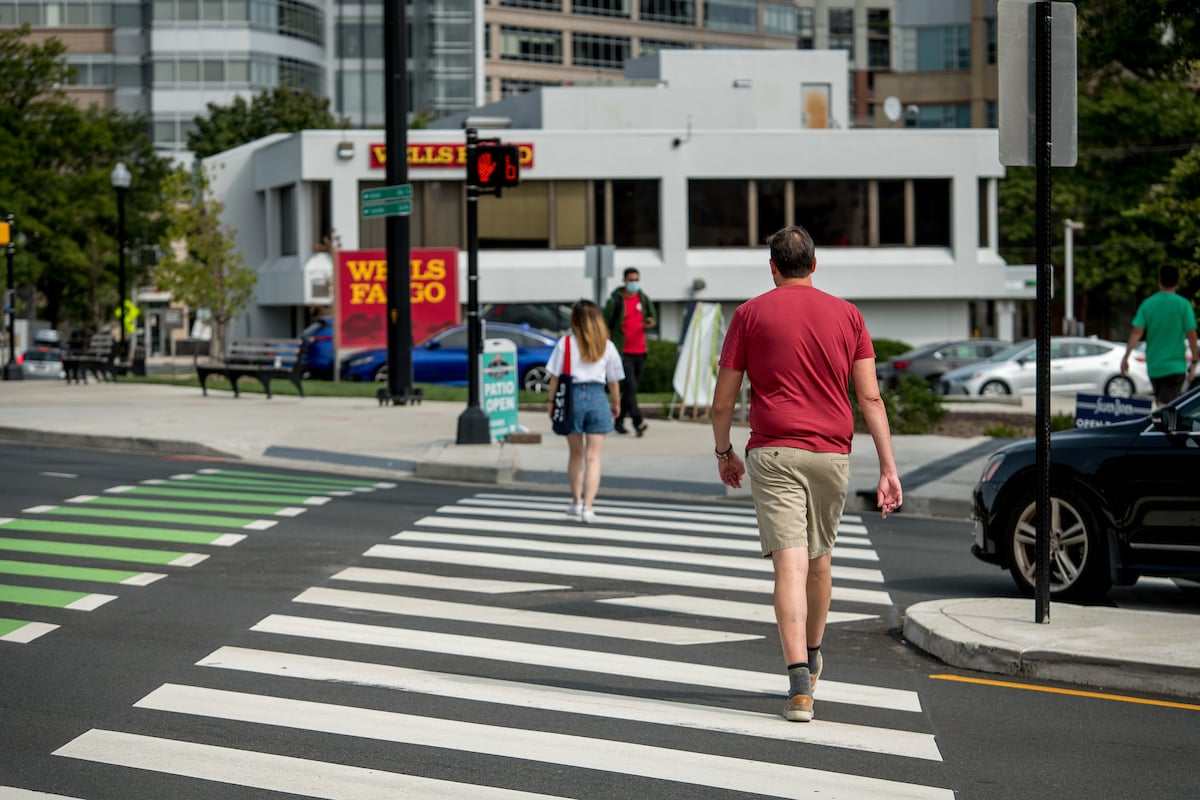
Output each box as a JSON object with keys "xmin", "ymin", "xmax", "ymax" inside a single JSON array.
[{"xmin": 715, "ymin": 445, "xmax": 734, "ymax": 460}]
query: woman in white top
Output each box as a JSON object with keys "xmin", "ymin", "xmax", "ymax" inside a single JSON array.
[{"xmin": 546, "ymin": 300, "xmax": 625, "ymax": 523}]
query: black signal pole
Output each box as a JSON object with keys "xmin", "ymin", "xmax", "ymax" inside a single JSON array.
[
  {"xmin": 2, "ymin": 212, "xmax": 20, "ymax": 381},
  {"xmin": 457, "ymin": 126, "xmax": 491, "ymax": 444},
  {"xmin": 1034, "ymin": 0, "xmax": 1052, "ymax": 623},
  {"xmin": 381, "ymin": 0, "xmax": 417, "ymax": 406}
]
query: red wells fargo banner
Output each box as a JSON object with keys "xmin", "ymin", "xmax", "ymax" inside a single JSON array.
[
  {"xmin": 369, "ymin": 143, "xmax": 535, "ymax": 170},
  {"xmin": 336, "ymin": 248, "xmax": 460, "ymax": 348}
]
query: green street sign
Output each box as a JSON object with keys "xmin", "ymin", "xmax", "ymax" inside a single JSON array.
[
  {"xmin": 361, "ymin": 184, "xmax": 413, "ymax": 203},
  {"xmin": 361, "ymin": 199, "xmax": 412, "ymax": 218}
]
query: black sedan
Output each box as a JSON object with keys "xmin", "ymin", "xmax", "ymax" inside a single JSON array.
[{"xmin": 971, "ymin": 385, "xmax": 1200, "ymax": 599}]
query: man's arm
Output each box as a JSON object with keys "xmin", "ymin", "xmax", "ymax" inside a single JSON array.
[
  {"xmin": 1187, "ymin": 329, "xmax": 1199, "ymax": 381},
  {"xmin": 642, "ymin": 292, "xmax": 656, "ymax": 329},
  {"xmin": 1121, "ymin": 326, "xmax": 1145, "ymax": 375},
  {"xmin": 851, "ymin": 358, "xmax": 902, "ymax": 518},
  {"xmin": 711, "ymin": 366, "xmax": 746, "ymax": 489}
]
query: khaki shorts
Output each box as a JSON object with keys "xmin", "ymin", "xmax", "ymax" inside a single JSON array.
[{"xmin": 746, "ymin": 447, "xmax": 850, "ymax": 558}]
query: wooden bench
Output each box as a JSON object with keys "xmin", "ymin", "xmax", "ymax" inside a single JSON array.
[
  {"xmin": 195, "ymin": 338, "xmax": 306, "ymax": 399},
  {"xmin": 62, "ymin": 333, "xmax": 118, "ymax": 384}
]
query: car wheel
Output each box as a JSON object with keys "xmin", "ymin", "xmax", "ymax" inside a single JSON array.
[
  {"xmin": 979, "ymin": 380, "xmax": 1011, "ymax": 397},
  {"xmin": 1104, "ymin": 375, "xmax": 1134, "ymax": 398},
  {"xmin": 372, "ymin": 365, "xmax": 388, "ymax": 383},
  {"xmin": 1004, "ymin": 487, "xmax": 1111, "ymax": 600},
  {"xmin": 522, "ymin": 365, "xmax": 552, "ymax": 393}
]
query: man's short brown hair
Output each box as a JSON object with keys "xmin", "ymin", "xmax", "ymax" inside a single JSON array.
[{"xmin": 767, "ymin": 226, "xmax": 816, "ymax": 279}]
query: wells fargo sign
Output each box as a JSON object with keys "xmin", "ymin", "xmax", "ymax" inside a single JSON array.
[
  {"xmin": 336, "ymin": 248, "xmax": 460, "ymax": 348},
  {"xmin": 369, "ymin": 143, "xmax": 535, "ymax": 170}
]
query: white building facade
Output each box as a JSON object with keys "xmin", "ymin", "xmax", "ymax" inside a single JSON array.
[{"xmin": 208, "ymin": 50, "xmax": 1018, "ymax": 350}]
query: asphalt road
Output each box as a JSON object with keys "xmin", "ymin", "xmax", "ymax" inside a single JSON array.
[{"xmin": 0, "ymin": 444, "xmax": 1196, "ymax": 800}]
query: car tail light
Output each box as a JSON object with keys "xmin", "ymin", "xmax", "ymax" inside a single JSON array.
[
  {"xmin": 15, "ymin": 353, "xmax": 24, "ymax": 365},
  {"xmin": 894, "ymin": 360, "xmax": 911, "ymax": 370}
]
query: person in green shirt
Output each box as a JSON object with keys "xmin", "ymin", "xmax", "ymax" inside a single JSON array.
[{"xmin": 1121, "ymin": 264, "xmax": 1199, "ymax": 406}]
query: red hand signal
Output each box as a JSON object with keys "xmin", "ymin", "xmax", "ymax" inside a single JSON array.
[{"xmin": 477, "ymin": 153, "xmax": 497, "ymax": 184}]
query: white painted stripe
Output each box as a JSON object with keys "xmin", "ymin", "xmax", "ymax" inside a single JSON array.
[
  {"xmin": 474, "ymin": 492, "xmax": 758, "ymax": 517},
  {"xmin": 170, "ymin": 554, "xmax": 209, "ymax": 567},
  {"xmin": 294, "ymin": 587, "xmax": 761, "ymax": 645},
  {"xmin": 456, "ymin": 497, "xmax": 760, "ymax": 527},
  {"xmin": 274, "ymin": 507, "xmax": 307, "ymax": 517},
  {"xmin": 136, "ymin": 685, "xmax": 949, "ymax": 799},
  {"xmin": 254, "ymin": 614, "xmax": 919, "ymax": 711},
  {"xmin": 328, "ymin": 490, "xmax": 355, "ymax": 497},
  {"xmin": 397, "ymin": 530, "xmax": 886, "ymax": 584},
  {"xmin": 169, "ymin": 474, "xmax": 196, "ymax": 481},
  {"xmin": 0, "ymin": 518, "xmax": 11, "ymax": 525},
  {"xmin": 374, "ymin": 482, "xmax": 397, "ymax": 489},
  {"xmin": 427, "ymin": 508, "xmax": 753, "ymax": 537},
  {"xmin": 104, "ymin": 485, "xmax": 134, "ymax": 494},
  {"xmin": 243, "ymin": 520, "xmax": 278, "ymax": 531},
  {"xmin": 0, "ymin": 622, "xmax": 58, "ymax": 643},
  {"xmin": 841, "ymin": 522, "xmax": 869, "ymax": 535},
  {"xmin": 37, "ymin": 472, "xmax": 79, "ymax": 480},
  {"xmin": 55, "ymin": 730, "xmax": 566, "ymax": 800},
  {"xmin": 212, "ymin": 534, "xmax": 247, "ymax": 547},
  {"xmin": 598, "ymin": 594, "xmax": 877, "ymax": 626},
  {"xmin": 302, "ymin": 497, "xmax": 331, "ymax": 506},
  {"xmin": 121, "ymin": 573, "xmax": 167, "ymax": 586},
  {"xmin": 366, "ymin": 544, "xmax": 894, "ymax": 606},
  {"xmin": 65, "ymin": 594, "xmax": 117, "ymax": 612},
  {"xmin": 141, "ymin": 479, "xmax": 166, "ymax": 484},
  {"xmin": 0, "ymin": 787, "xmax": 85, "ymax": 799},
  {"xmin": 21, "ymin": 506, "xmax": 56, "ymax": 514},
  {"xmin": 841, "ymin": 513, "xmax": 863, "ymax": 523},
  {"xmin": 65, "ymin": 495, "xmax": 98, "ymax": 503},
  {"xmin": 331, "ymin": 567, "xmax": 569, "ymax": 594},
  {"xmin": 201, "ymin": 646, "xmax": 939, "ymax": 760}
]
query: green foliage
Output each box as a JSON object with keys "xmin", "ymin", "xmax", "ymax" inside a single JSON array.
[
  {"xmin": 872, "ymin": 338, "xmax": 911, "ymax": 361},
  {"xmin": 0, "ymin": 26, "xmax": 171, "ymax": 332},
  {"xmin": 641, "ymin": 339, "xmax": 680, "ymax": 393},
  {"xmin": 878, "ymin": 375, "xmax": 947, "ymax": 435},
  {"xmin": 188, "ymin": 87, "xmax": 339, "ymax": 159},
  {"xmin": 983, "ymin": 423, "xmax": 1021, "ymax": 438},
  {"xmin": 156, "ymin": 168, "xmax": 257, "ymax": 356},
  {"xmin": 1050, "ymin": 413, "xmax": 1076, "ymax": 432}
]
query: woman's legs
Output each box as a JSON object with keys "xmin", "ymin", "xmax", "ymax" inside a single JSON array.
[
  {"xmin": 566, "ymin": 434, "xmax": 585, "ymax": 503},
  {"xmin": 582, "ymin": 433, "xmax": 606, "ymax": 508}
]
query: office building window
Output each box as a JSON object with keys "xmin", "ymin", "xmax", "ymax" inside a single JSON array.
[
  {"xmin": 499, "ymin": 0, "xmax": 560, "ymax": 9},
  {"xmin": 916, "ymin": 25, "xmax": 969, "ymax": 70},
  {"xmin": 913, "ymin": 179, "xmax": 951, "ymax": 246},
  {"xmin": 612, "ymin": 180, "xmax": 659, "ymax": 248},
  {"xmin": 763, "ymin": 3, "xmax": 795, "ymax": 37},
  {"xmin": 705, "ymin": 0, "xmax": 756, "ymax": 34},
  {"xmin": 573, "ymin": 0, "xmax": 630, "ymax": 19},
  {"xmin": 911, "ymin": 103, "xmax": 970, "ymax": 128},
  {"xmin": 481, "ymin": 182, "xmax": 550, "ymax": 248},
  {"xmin": 572, "ymin": 33, "xmax": 630, "ymax": 69},
  {"xmin": 797, "ymin": 7, "xmax": 813, "ymax": 48},
  {"xmin": 278, "ymin": 184, "xmax": 297, "ymax": 256},
  {"xmin": 877, "ymin": 180, "xmax": 905, "ymax": 245},
  {"xmin": 639, "ymin": 38, "xmax": 695, "ymax": 56},
  {"xmin": 640, "ymin": 0, "xmax": 694, "ymax": 26},
  {"xmin": 689, "ymin": 180, "xmax": 748, "ymax": 247},
  {"xmin": 867, "ymin": 8, "xmax": 890, "ymax": 68},
  {"xmin": 829, "ymin": 8, "xmax": 853, "ymax": 60},
  {"xmin": 755, "ymin": 180, "xmax": 787, "ymax": 244},
  {"xmin": 500, "ymin": 26, "xmax": 562, "ymax": 64},
  {"xmin": 500, "ymin": 77, "xmax": 557, "ymax": 97},
  {"xmin": 986, "ymin": 18, "xmax": 997, "ymax": 64},
  {"xmin": 338, "ymin": 20, "xmax": 385, "ymax": 57},
  {"xmin": 794, "ymin": 179, "xmax": 867, "ymax": 247}
]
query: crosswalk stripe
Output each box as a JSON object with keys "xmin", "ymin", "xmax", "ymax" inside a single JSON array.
[
  {"xmin": 0, "ymin": 559, "xmax": 164, "ymax": 586},
  {"xmin": 105, "ymin": 485, "xmax": 331, "ymax": 506},
  {"xmin": 253, "ymin": 614, "xmax": 920, "ymax": 712},
  {"xmin": 0, "ymin": 584, "xmax": 115, "ymax": 610},
  {"xmin": 331, "ymin": 567, "xmax": 569, "ymax": 594},
  {"xmin": 396, "ymin": 531, "xmax": 886, "ymax": 583},
  {"xmin": 429, "ymin": 507, "xmax": 755, "ymax": 536},
  {"xmin": 55, "ymin": 729, "xmax": 566, "ymax": 800},
  {"xmin": 293, "ymin": 587, "xmax": 762, "ymax": 645},
  {"xmin": 366, "ymin": 544, "xmax": 894, "ymax": 606},
  {"xmin": 0, "ymin": 618, "xmax": 59, "ymax": 643},
  {"xmin": 456, "ymin": 497, "xmax": 761, "ymax": 526},
  {"xmin": 200, "ymin": 646, "xmax": 941, "ymax": 760},
  {"xmin": 598, "ymin": 594, "xmax": 877, "ymax": 626},
  {"xmin": 0, "ymin": 536, "xmax": 206, "ymax": 567},
  {"xmin": 0, "ymin": 787, "xmax": 83, "ymax": 798},
  {"xmin": 419, "ymin": 514, "xmax": 878, "ymax": 559},
  {"xmin": 23, "ymin": 505, "xmax": 277, "ymax": 531},
  {"xmin": 65, "ymin": 495, "xmax": 308, "ymax": 517},
  {"xmin": 474, "ymin": 492, "xmax": 758, "ymax": 517},
  {"xmin": 199, "ymin": 467, "xmax": 395, "ymax": 491},
  {"xmin": 131, "ymin": 684, "xmax": 949, "ymax": 799},
  {"xmin": 0, "ymin": 518, "xmax": 244, "ymax": 547}
]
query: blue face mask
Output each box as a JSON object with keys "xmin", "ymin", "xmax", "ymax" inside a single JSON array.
[{"xmin": 625, "ymin": 281, "xmax": 640, "ymax": 293}]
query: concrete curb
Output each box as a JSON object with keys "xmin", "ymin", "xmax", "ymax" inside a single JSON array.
[
  {"xmin": 904, "ymin": 598, "xmax": 1200, "ymax": 701},
  {"xmin": 0, "ymin": 427, "xmax": 236, "ymax": 460},
  {"xmin": 413, "ymin": 442, "xmax": 519, "ymax": 483}
]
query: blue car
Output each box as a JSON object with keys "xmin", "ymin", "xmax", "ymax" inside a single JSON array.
[
  {"xmin": 300, "ymin": 315, "xmax": 334, "ymax": 379},
  {"xmin": 339, "ymin": 322, "xmax": 558, "ymax": 392}
]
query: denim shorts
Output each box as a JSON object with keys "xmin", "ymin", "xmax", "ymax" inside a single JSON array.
[{"xmin": 568, "ymin": 381, "xmax": 614, "ymax": 435}]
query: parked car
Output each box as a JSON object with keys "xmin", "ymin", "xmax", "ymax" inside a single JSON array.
[
  {"xmin": 300, "ymin": 315, "xmax": 333, "ymax": 379},
  {"xmin": 340, "ymin": 321, "xmax": 558, "ymax": 391},
  {"xmin": 19, "ymin": 344, "xmax": 65, "ymax": 380},
  {"xmin": 972, "ymin": 383, "xmax": 1200, "ymax": 599},
  {"xmin": 938, "ymin": 337, "xmax": 1151, "ymax": 398},
  {"xmin": 877, "ymin": 338, "xmax": 1009, "ymax": 389}
]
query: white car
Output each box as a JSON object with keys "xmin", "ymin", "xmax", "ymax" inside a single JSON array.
[{"xmin": 938, "ymin": 337, "xmax": 1151, "ymax": 398}]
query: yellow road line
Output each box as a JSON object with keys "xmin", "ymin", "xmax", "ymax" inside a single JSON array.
[{"xmin": 930, "ymin": 673, "xmax": 1200, "ymax": 711}]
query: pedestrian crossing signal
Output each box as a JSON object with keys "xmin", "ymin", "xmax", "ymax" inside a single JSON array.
[{"xmin": 470, "ymin": 143, "xmax": 521, "ymax": 191}]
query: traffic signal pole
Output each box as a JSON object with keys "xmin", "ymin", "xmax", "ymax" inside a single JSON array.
[{"xmin": 457, "ymin": 128, "xmax": 490, "ymax": 443}]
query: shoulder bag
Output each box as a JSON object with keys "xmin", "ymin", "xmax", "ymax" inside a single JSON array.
[{"xmin": 550, "ymin": 337, "xmax": 573, "ymax": 435}]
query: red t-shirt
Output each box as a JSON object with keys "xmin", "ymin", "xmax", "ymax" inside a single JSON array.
[
  {"xmin": 621, "ymin": 293, "xmax": 648, "ymax": 354},
  {"xmin": 719, "ymin": 284, "xmax": 874, "ymax": 454}
]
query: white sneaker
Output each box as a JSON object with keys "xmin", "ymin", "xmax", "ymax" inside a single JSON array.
[
  {"xmin": 566, "ymin": 502, "xmax": 582, "ymax": 519},
  {"xmin": 581, "ymin": 508, "xmax": 597, "ymax": 524}
]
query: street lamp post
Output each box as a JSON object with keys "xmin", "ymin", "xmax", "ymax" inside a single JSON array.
[
  {"xmin": 1064, "ymin": 218, "xmax": 1084, "ymax": 335},
  {"xmin": 2, "ymin": 211, "xmax": 21, "ymax": 381},
  {"xmin": 111, "ymin": 162, "xmax": 131, "ymax": 359}
]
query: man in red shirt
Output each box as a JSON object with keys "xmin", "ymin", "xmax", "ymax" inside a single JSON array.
[
  {"xmin": 710, "ymin": 225, "xmax": 902, "ymax": 723},
  {"xmin": 605, "ymin": 268, "xmax": 656, "ymax": 436}
]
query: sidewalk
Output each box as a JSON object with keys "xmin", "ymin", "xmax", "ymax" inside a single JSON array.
[{"xmin": 0, "ymin": 377, "xmax": 1196, "ymax": 702}]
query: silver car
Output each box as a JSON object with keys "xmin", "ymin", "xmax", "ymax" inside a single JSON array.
[
  {"xmin": 938, "ymin": 337, "xmax": 1151, "ymax": 398},
  {"xmin": 20, "ymin": 346, "xmax": 65, "ymax": 380}
]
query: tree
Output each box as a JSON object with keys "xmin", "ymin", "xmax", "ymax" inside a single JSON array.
[
  {"xmin": 188, "ymin": 87, "xmax": 339, "ymax": 159},
  {"xmin": 156, "ymin": 167, "xmax": 258, "ymax": 357},
  {"xmin": 0, "ymin": 26, "xmax": 171, "ymax": 333}
]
